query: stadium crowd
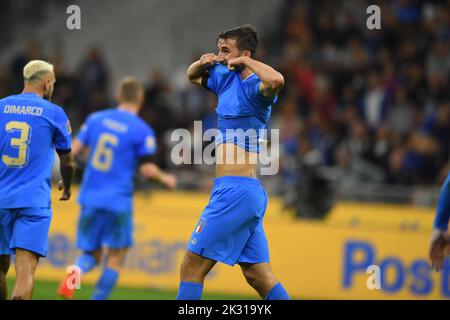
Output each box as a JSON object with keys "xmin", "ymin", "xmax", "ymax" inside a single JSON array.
[
  {"xmin": 273, "ymin": 0, "xmax": 450, "ymax": 192},
  {"xmin": 0, "ymin": 0, "xmax": 449, "ymax": 193}
]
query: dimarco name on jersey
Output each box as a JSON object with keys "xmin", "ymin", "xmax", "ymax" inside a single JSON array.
[{"xmin": 3, "ymin": 104, "xmax": 43, "ymax": 116}]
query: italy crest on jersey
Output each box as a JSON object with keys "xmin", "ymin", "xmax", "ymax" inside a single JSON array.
[{"xmin": 195, "ymin": 218, "xmax": 206, "ymax": 233}]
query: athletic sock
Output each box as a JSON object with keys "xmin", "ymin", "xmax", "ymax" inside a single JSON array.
[
  {"xmin": 176, "ymin": 281, "xmax": 203, "ymax": 300},
  {"xmin": 75, "ymin": 253, "xmax": 97, "ymax": 274},
  {"xmin": 264, "ymin": 283, "xmax": 290, "ymax": 300},
  {"xmin": 91, "ymin": 268, "xmax": 119, "ymax": 300}
]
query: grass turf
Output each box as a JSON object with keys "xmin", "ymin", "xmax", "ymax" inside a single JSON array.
[{"xmin": 6, "ymin": 278, "xmax": 256, "ymax": 300}]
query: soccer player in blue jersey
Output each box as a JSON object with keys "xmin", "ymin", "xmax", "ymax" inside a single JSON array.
[
  {"xmin": 0, "ymin": 60, "xmax": 74, "ymax": 300},
  {"xmin": 176, "ymin": 25, "xmax": 290, "ymax": 300},
  {"xmin": 57, "ymin": 77, "xmax": 176, "ymax": 300},
  {"xmin": 429, "ymin": 175, "xmax": 450, "ymax": 271}
]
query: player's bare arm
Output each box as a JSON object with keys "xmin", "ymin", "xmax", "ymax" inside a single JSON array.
[
  {"xmin": 227, "ymin": 56, "xmax": 284, "ymax": 97},
  {"xmin": 57, "ymin": 152, "xmax": 75, "ymax": 201},
  {"xmin": 429, "ymin": 229, "xmax": 450, "ymax": 271},
  {"xmin": 186, "ymin": 53, "xmax": 218, "ymax": 86},
  {"xmin": 71, "ymin": 138, "xmax": 85, "ymax": 158},
  {"xmin": 139, "ymin": 162, "xmax": 177, "ymax": 190},
  {"xmin": 71, "ymin": 138, "xmax": 90, "ymax": 166}
]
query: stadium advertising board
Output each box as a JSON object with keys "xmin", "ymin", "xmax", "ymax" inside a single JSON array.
[{"xmin": 13, "ymin": 189, "xmax": 446, "ymax": 299}]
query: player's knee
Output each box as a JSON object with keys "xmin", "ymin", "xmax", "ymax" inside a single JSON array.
[
  {"xmin": 0, "ymin": 266, "xmax": 7, "ymax": 280},
  {"xmin": 0, "ymin": 266, "xmax": 9, "ymax": 275},
  {"xmin": 106, "ymin": 259, "xmax": 122, "ymax": 271},
  {"xmin": 180, "ymin": 258, "xmax": 207, "ymax": 282},
  {"xmin": 0, "ymin": 270, "xmax": 7, "ymax": 284},
  {"xmin": 180, "ymin": 260, "xmax": 195, "ymax": 281},
  {"xmin": 243, "ymin": 268, "xmax": 260, "ymax": 288},
  {"xmin": 243, "ymin": 267, "xmax": 277, "ymax": 290},
  {"xmin": 0, "ymin": 256, "xmax": 10, "ymax": 274},
  {"xmin": 106, "ymin": 249, "xmax": 127, "ymax": 270},
  {"xmin": 86, "ymin": 250, "xmax": 102, "ymax": 265},
  {"xmin": 15, "ymin": 261, "xmax": 37, "ymax": 276}
]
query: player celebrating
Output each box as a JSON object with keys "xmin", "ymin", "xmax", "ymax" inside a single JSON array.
[
  {"xmin": 0, "ymin": 60, "xmax": 74, "ymax": 300},
  {"xmin": 429, "ymin": 174, "xmax": 450, "ymax": 271},
  {"xmin": 176, "ymin": 25, "xmax": 290, "ymax": 300},
  {"xmin": 57, "ymin": 77, "xmax": 176, "ymax": 300}
]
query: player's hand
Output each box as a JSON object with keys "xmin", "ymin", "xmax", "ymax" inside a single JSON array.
[
  {"xmin": 429, "ymin": 229, "xmax": 450, "ymax": 271},
  {"xmin": 226, "ymin": 56, "xmax": 246, "ymax": 71},
  {"xmin": 163, "ymin": 174, "xmax": 177, "ymax": 190},
  {"xmin": 199, "ymin": 53, "xmax": 217, "ymax": 67},
  {"xmin": 58, "ymin": 180, "xmax": 71, "ymax": 201}
]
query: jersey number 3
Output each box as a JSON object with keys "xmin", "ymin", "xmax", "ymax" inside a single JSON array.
[
  {"xmin": 92, "ymin": 133, "xmax": 118, "ymax": 172},
  {"xmin": 2, "ymin": 121, "xmax": 32, "ymax": 168}
]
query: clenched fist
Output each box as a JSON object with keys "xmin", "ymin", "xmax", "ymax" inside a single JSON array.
[{"xmin": 199, "ymin": 53, "xmax": 218, "ymax": 67}]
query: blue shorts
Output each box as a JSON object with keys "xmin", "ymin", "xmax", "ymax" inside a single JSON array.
[
  {"xmin": 187, "ymin": 176, "xmax": 270, "ymax": 266},
  {"xmin": 76, "ymin": 206, "xmax": 133, "ymax": 252},
  {"xmin": 0, "ymin": 207, "xmax": 52, "ymax": 257}
]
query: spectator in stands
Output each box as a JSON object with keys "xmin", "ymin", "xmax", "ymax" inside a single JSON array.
[
  {"xmin": 10, "ymin": 39, "xmax": 42, "ymax": 91},
  {"xmin": 77, "ymin": 47, "xmax": 110, "ymax": 116}
]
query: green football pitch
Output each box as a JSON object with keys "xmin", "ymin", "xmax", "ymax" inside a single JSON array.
[{"xmin": 6, "ymin": 278, "xmax": 256, "ymax": 300}]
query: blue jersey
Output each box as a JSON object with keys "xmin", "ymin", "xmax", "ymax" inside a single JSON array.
[
  {"xmin": 0, "ymin": 92, "xmax": 72, "ymax": 209},
  {"xmin": 435, "ymin": 173, "xmax": 450, "ymax": 231},
  {"xmin": 77, "ymin": 108, "xmax": 157, "ymax": 212},
  {"xmin": 203, "ymin": 63, "xmax": 278, "ymax": 152}
]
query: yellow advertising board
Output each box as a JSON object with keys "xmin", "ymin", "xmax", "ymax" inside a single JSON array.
[{"xmin": 9, "ymin": 188, "xmax": 449, "ymax": 299}]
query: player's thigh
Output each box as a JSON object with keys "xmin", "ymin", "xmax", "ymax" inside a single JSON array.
[
  {"xmin": 11, "ymin": 208, "xmax": 52, "ymax": 258},
  {"xmin": 0, "ymin": 209, "xmax": 16, "ymax": 256},
  {"xmin": 76, "ymin": 206, "xmax": 105, "ymax": 252},
  {"xmin": 102, "ymin": 210, "xmax": 133, "ymax": 250},
  {"xmin": 14, "ymin": 248, "xmax": 39, "ymax": 273}
]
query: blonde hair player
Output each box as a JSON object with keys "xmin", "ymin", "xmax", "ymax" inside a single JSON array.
[
  {"xmin": 0, "ymin": 60, "xmax": 74, "ymax": 299},
  {"xmin": 57, "ymin": 77, "xmax": 176, "ymax": 300}
]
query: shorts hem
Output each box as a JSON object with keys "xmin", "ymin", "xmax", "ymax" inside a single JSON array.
[
  {"xmin": 76, "ymin": 244, "xmax": 102, "ymax": 252},
  {"xmin": 77, "ymin": 243, "xmax": 133, "ymax": 251},
  {"xmin": 187, "ymin": 247, "xmax": 236, "ymax": 267},
  {"xmin": 103, "ymin": 243, "xmax": 133, "ymax": 250},
  {"xmin": 11, "ymin": 246, "xmax": 46, "ymax": 258},
  {"xmin": 237, "ymin": 259, "xmax": 270, "ymax": 265}
]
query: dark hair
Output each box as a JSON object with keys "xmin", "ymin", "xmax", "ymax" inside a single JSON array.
[{"xmin": 218, "ymin": 24, "xmax": 259, "ymax": 56}]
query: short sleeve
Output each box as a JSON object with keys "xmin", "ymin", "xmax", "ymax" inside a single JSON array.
[
  {"xmin": 136, "ymin": 124, "xmax": 157, "ymax": 158},
  {"xmin": 76, "ymin": 116, "xmax": 91, "ymax": 146},
  {"xmin": 53, "ymin": 107, "xmax": 72, "ymax": 152},
  {"xmin": 202, "ymin": 64, "xmax": 219, "ymax": 94},
  {"xmin": 249, "ymin": 79, "xmax": 278, "ymax": 108}
]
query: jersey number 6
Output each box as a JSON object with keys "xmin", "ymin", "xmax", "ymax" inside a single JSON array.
[{"xmin": 92, "ymin": 133, "xmax": 118, "ymax": 172}]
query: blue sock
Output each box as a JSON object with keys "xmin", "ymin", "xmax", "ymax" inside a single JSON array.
[
  {"xmin": 75, "ymin": 253, "xmax": 97, "ymax": 274},
  {"xmin": 264, "ymin": 283, "xmax": 290, "ymax": 300},
  {"xmin": 91, "ymin": 268, "xmax": 119, "ymax": 300},
  {"xmin": 176, "ymin": 281, "xmax": 203, "ymax": 300}
]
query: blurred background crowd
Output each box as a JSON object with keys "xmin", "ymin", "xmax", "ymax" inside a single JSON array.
[{"xmin": 0, "ymin": 0, "xmax": 449, "ymax": 216}]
